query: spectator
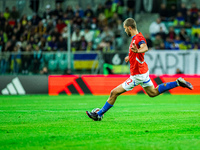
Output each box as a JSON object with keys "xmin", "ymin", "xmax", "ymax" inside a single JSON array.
[
  {"xmin": 168, "ymin": 4, "xmax": 177, "ymax": 21},
  {"xmin": 159, "ymin": 3, "xmax": 168, "ymax": 21},
  {"xmin": 104, "ymin": 0, "xmax": 114, "ymax": 19},
  {"xmin": 38, "ymin": 37, "xmax": 47, "ymax": 51},
  {"xmin": 43, "ymin": 4, "xmax": 53, "ymax": 19},
  {"xmin": 10, "ymin": 35, "xmax": 17, "ymax": 51},
  {"xmin": 51, "ymin": 27, "xmax": 61, "ymax": 42},
  {"xmin": 82, "ymin": 17, "xmax": 92, "ymax": 29},
  {"xmin": 168, "ymin": 26, "xmax": 176, "ymax": 41},
  {"xmin": 149, "ymin": 18, "xmax": 168, "ymax": 36},
  {"xmin": 79, "ymin": 36, "xmax": 88, "ymax": 51},
  {"xmin": 126, "ymin": 0, "xmax": 135, "ymax": 18},
  {"xmin": 52, "ymin": 3, "xmax": 63, "ymax": 19},
  {"xmin": 48, "ymin": 36, "xmax": 57, "ymax": 51},
  {"xmin": 157, "ymin": 26, "xmax": 167, "ymax": 40},
  {"xmin": 62, "ymin": 12, "xmax": 71, "ymax": 25},
  {"xmin": 31, "ymin": 14, "xmax": 41, "ymax": 26},
  {"xmin": 85, "ymin": 5, "xmax": 94, "ymax": 19},
  {"xmin": 33, "ymin": 45, "xmax": 42, "ymax": 73},
  {"xmin": 40, "ymin": 66, "xmax": 49, "ymax": 75},
  {"xmin": 184, "ymin": 37, "xmax": 192, "ymax": 49},
  {"xmin": 90, "ymin": 18, "xmax": 98, "ymax": 30},
  {"xmin": 170, "ymin": 42, "xmax": 179, "ymax": 50},
  {"xmin": 0, "ymin": 48, "xmax": 9, "ymax": 74},
  {"xmin": 81, "ymin": 28, "xmax": 94, "ymax": 43},
  {"xmin": 28, "ymin": 36, "xmax": 37, "ymax": 48},
  {"xmin": 153, "ymin": 35, "xmax": 163, "ymax": 49},
  {"xmin": 71, "ymin": 27, "xmax": 82, "ymax": 50},
  {"xmin": 10, "ymin": 45, "xmax": 21, "ymax": 74},
  {"xmin": 100, "ymin": 26, "xmax": 114, "ymax": 46},
  {"xmin": 164, "ymin": 37, "xmax": 172, "ymax": 49},
  {"xmin": 13, "ymin": 27, "xmax": 21, "ymax": 41},
  {"xmin": 3, "ymin": 21, "xmax": 12, "ymax": 39},
  {"xmin": 62, "ymin": 26, "xmax": 68, "ymax": 40},
  {"xmin": 179, "ymin": 3, "xmax": 187, "ymax": 20},
  {"xmin": 159, "ymin": 42, "xmax": 165, "ymax": 50},
  {"xmin": 46, "ymin": 21, "xmax": 54, "ymax": 33},
  {"xmin": 4, "ymin": 7, "xmax": 10, "ymax": 20},
  {"xmin": 145, "ymin": 34, "xmax": 153, "ymax": 49},
  {"xmin": 20, "ymin": 15, "xmax": 28, "ymax": 27},
  {"xmin": 96, "ymin": 4, "xmax": 105, "ymax": 17},
  {"xmin": 190, "ymin": 2, "xmax": 198, "ymax": 24},
  {"xmin": 56, "ymin": 19, "xmax": 66, "ymax": 33},
  {"xmin": 98, "ymin": 13, "xmax": 107, "ymax": 29},
  {"xmin": 86, "ymin": 42, "xmax": 94, "ymax": 51},
  {"xmin": 97, "ymin": 39, "xmax": 111, "ymax": 51},
  {"xmin": 109, "ymin": 13, "xmax": 120, "ymax": 28},
  {"xmin": 111, "ymin": 0, "xmax": 124, "ymax": 19},
  {"xmin": 192, "ymin": 42, "xmax": 200, "ymax": 50},
  {"xmin": 197, "ymin": 11, "xmax": 200, "ymax": 24},
  {"xmin": 21, "ymin": 44, "xmax": 32, "ymax": 74},
  {"xmin": 57, "ymin": 35, "xmax": 67, "ymax": 51},
  {"xmin": 176, "ymin": 68, "xmax": 183, "ymax": 74},
  {"xmin": 73, "ymin": 12, "xmax": 83, "ymax": 28},
  {"xmin": 174, "ymin": 12, "xmax": 185, "ymax": 27},
  {"xmin": 185, "ymin": 10, "xmax": 192, "ymax": 28},
  {"xmin": 191, "ymin": 21, "xmax": 200, "ymax": 42},
  {"xmin": 65, "ymin": 5, "xmax": 74, "ymax": 19},
  {"xmin": 174, "ymin": 35, "xmax": 183, "ymax": 46},
  {"xmin": 75, "ymin": 5, "xmax": 84, "ymax": 18},
  {"xmin": 179, "ymin": 28, "xmax": 188, "ymax": 41},
  {"xmin": 8, "ymin": 17, "xmax": 16, "ymax": 27},
  {"xmin": 0, "ymin": 30, "xmax": 5, "ymax": 50},
  {"xmin": 0, "ymin": 12, "xmax": 6, "ymax": 28},
  {"xmin": 34, "ymin": 21, "xmax": 46, "ymax": 36}
]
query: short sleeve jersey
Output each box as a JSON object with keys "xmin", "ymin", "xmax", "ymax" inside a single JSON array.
[{"xmin": 129, "ymin": 32, "xmax": 149, "ymax": 76}]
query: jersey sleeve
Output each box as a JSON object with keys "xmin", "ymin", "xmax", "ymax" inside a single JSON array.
[{"xmin": 137, "ymin": 36, "xmax": 147, "ymax": 47}]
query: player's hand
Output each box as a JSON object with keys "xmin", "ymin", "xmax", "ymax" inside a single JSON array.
[
  {"xmin": 125, "ymin": 56, "xmax": 129, "ymax": 62},
  {"xmin": 131, "ymin": 43, "xmax": 139, "ymax": 53}
]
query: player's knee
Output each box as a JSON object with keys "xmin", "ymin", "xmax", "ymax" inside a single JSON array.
[
  {"xmin": 147, "ymin": 91, "xmax": 158, "ymax": 97},
  {"xmin": 110, "ymin": 89, "xmax": 120, "ymax": 97},
  {"xmin": 148, "ymin": 93, "xmax": 156, "ymax": 97}
]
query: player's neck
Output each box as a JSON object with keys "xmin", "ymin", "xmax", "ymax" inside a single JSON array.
[{"xmin": 131, "ymin": 29, "xmax": 139, "ymax": 37}]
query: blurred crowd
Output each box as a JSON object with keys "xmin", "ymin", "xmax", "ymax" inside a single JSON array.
[
  {"xmin": 148, "ymin": 2, "xmax": 200, "ymax": 50},
  {"xmin": 0, "ymin": 0, "xmax": 135, "ymax": 74},
  {"xmin": 1, "ymin": 0, "xmax": 200, "ymax": 75}
]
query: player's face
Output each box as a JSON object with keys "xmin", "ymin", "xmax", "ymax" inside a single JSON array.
[{"xmin": 124, "ymin": 25, "xmax": 131, "ymax": 37}]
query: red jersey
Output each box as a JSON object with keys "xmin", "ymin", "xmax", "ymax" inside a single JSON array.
[{"xmin": 129, "ymin": 32, "xmax": 149, "ymax": 76}]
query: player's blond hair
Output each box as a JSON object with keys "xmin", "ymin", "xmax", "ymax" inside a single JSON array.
[{"xmin": 123, "ymin": 18, "xmax": 137, "ymax": 30}]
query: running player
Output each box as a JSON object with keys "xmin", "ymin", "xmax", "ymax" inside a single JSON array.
[{"xmin": 86, "ymin": 18, "xmax": 193, "ymax": 121}]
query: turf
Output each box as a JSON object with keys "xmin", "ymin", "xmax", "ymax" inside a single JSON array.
[{"xmin": 0, "ymin": 95, "xmax": 199, "ymax": 150}]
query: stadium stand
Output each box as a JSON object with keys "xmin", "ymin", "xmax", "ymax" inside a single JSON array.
[{"xmin": 0, "ymin": 0, "xmax": 200, "ymax": 75}]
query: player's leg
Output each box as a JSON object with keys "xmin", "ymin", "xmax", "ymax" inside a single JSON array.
[
  {"xmin": 143, "ymin": 77, "xmax": 193, "ymax": 97},
  {"xmin": 86, "ymin": 77, "xmax": 135, "ymax": 121},
  {"xmin": 86, "ymin": 84, "xmax": 126, "ymax": 120},
  {"xmin": 143, "ymin": 85, "xmax": 159, "ymax": 97},
  {"xmin": 97, "ymin": 84, "xmax": 126, "ymax": 116},
  {"xmin": 107, "ymin": 84, "xmax": 126, "ymax": 105}
]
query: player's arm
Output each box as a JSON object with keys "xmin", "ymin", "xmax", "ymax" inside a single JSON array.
[
  {"xmin": 125, "ymin": 56, "xmax": 129, "ymax": 62},
  {"xmin": 131, "ymin": 43, "xmax": 148, "ymax": 53}
]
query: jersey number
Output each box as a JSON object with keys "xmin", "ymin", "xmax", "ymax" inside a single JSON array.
[{"xmin": 126, "ymin": 78, "xmax": 133, "ymax": 85}]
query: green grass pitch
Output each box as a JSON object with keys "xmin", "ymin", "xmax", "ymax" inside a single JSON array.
[{"xmin": 0, "ymin": 95, "xmax": 200, "ymax": 150}]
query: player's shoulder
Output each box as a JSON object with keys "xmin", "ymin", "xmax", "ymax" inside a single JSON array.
[
  {"xmin": 137, "ymin": 32, "xmax": 145, "ymax": 38},
  {"xmin": 135, "ymin": 32, "xmax": 146, "ymax": 41}
]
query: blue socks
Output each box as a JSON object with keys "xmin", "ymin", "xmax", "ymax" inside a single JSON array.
[
  {"xmin": 97, "ymin": 81, "xmax": 178, "ymax": 117},
  {"xmin": 158, "ymin": 81, "xmax": 178, "ymax": 94},
  {"xmin": 97, "ymin": 101, "xmax": 113, "ymax": 117}
]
